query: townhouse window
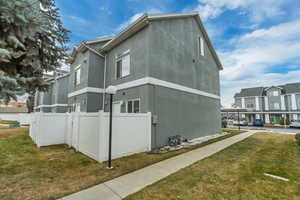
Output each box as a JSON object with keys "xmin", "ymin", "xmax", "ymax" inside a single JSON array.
[
  {"xmin": 198, "ymin": 36, "xmax": 204, "ymax": 57},
  {"xmin": 274, "ymin": 103, "xmax": 280, "ymax": 109},
  {"xmin": 116, "ymin": 51, "xmax": 130, "ymax": 79},
  {"xmin": 246, "ymin": 104, "xmax": 254, "ymax": 108},
  {"xmin": 74, "ymin": 66, "xmax": 81, "ymax": 85},
  {"xmin": 273, "ymin": 91, "xmax": 279, "ymax": 96},
  {"xmin": 127, "ymin": 99, "xmax": 140, "ymax": 113}
]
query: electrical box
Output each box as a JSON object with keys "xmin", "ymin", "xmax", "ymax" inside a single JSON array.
[{"xmin": 152, "ymin": 115, "xmax": 158, "ymax": 125}]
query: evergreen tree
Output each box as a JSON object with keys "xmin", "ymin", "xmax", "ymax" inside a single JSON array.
[{"xmin": 0, "ymin": 0, "xmax": 69, "ymax": 102}]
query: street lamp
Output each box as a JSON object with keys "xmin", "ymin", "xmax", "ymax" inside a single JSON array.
[{"xmin": 106, "ymin": 85, "xmax": 117, "ymax": 169}]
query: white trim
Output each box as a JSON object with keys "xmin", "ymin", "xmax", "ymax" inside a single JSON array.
[
  {"xmin": 280, "ymin": 95, "xmax": 286, "ymax": 110},
  {"xmin": 291, "ymin": 94, "xmax": 297, "ymax": 110},
  {"xmin": 115, "ymin": 50, "xmax": 131, "ymax": 79},
  {"xmin": 255, "ymin": 96, "xmax": 259, "ymax": 111},
  {"xmin": 264, "ymin": 96, "xmax": 269, "ymax": 110},
  {"xmin": 35, "ymin": 104, "xmax": 68, "ymax": 109},
  {"xmin": 241, "ymin": 97, "xmax": 245, "ymax": 108},
  {"xmin": 74, "ymin": 64, "xmax": 81, "ymax": 70},
  {"xmin": 113, "ymin": 77, "xmax": 220, "ymax": 99},
  {"xmin": 221, "ymin": 111, "xmax": 300, "ymax": 114},
  {"xmin": 265, "ymin": 114, "xmax": 270, "ymax": 123},
  {"xmin": 68, "ymin": 87, "xmax": 105, "ymax": 98},
  {"xmin": 126, "ymin": 98, "xmax": 141, "ymax": 113},
  {"xmin": 200, "ymin": 37, "xmax": 204, "ymax": 56},
  {"xmin": 67, "ymin": 77, "xmax": 220, "ymax": 99}
]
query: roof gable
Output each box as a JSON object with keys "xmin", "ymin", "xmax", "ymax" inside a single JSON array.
[{"xmin": 101, "ymin": 12, "xmax": 223, "ymax": 70}]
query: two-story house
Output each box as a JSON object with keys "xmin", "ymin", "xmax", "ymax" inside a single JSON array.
[
  {"xmin": 34, "ymin": 72, "xmax": 70, "ymax": 113},
  {"xmin": 66, "ymin": 12, "xmax": 222, "ymax": 147},
  {"xmin": 234, "ymin": 83, "xmax": 300, "ymax": 124}
]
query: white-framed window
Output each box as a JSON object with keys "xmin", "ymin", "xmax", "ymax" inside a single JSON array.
[
  {"xmin": 273, "ymin": 91, "xmax": 279, "ymax": 96},
  {"xmin": 198, "ymin": 36, "xmax": 204, "ymax": 57},
  {"xmin": 127, "ymin": 99, "xmax": 140, "ymax": 113},
  {"xmin": 274, "ymin": 103, "xmax": 280, "ymax": 109},
  {"xmin": 74, "ymin": 65, "xmax": 81, "ymax": 85},
  {"xmin": 246, "ymin": 103, "xmax": 254, "ymax": 108},
  {"xmin": 116, "ymin": 50, "xmax": 130, "ymax": 79}
]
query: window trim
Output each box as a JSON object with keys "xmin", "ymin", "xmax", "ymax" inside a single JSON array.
[
  {"xmin": 74, "ymin": 65, "xmax": 81, "ymax": 86},
  {"xmin": 115, "ymin": 50, "xmax": 131, "ymax": 79},
  {"xmin": 273, "ymin": 91, "xmax": 279, "ymax": 96},
  {"xmin": 126, "ymin": 98, "xmax": 140, "ymax": 113},
  {"xmin": 198, "ymin": 36, "xmax": 204, "ymax": 57},
  {"xmin": 274, "ymin": 102, "xmax": 280, "ymax": 109}
]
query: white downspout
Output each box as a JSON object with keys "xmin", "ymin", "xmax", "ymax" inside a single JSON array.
[{"xmin": 102, "ymin": 55, "xmax": 107, "ymax": 110}]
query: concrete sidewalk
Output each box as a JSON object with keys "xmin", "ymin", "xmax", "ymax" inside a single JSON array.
[{"xmin": 61, "ymin": 130, "xmax": 256, "ymax": 200}]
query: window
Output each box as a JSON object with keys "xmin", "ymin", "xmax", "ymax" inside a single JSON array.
[
  {"xmin": 116, "ymin": 51, "xmax": 130, "ymax": 79},
  {"xmin": 274, "ymin": 103, "xmax": 280, "ymax": 109},
  {"xmin": 198, "ymin": 36, "xmax": 204, "ymax": 57},
  {"xmin": 74, "ymin": 66, "xmax": 81, "ymax": 85},
  {"xmin": 127, "ymin": 99, "xmax": 140, "ymax": 113},
  {"xmin": 273, "ymin": 91, "xmax": 279, "ymax": 96},
  {"xmin": 246, "ymin": 104, "xmax": 254, "ymax": 108}
]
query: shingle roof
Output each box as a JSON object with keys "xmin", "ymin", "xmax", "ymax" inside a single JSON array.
[
  {"xmin": 234, "ymin": 87, "xmax": 265, "ymax": 98},
  {"xmin": 283, "ymin": 82, "xmax": 300, "ymax": 94},
  {"xmin": 234, "ymin": 82, "xmax": 300, "ymax": 97}
]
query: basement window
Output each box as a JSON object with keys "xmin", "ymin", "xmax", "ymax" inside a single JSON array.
[
  {"xmin": 127, "ymin": 99, "xmax": 140, "ymax": 113},
  {"xmin": 116, "ymin": 51, "xmax": 130, "ymax": 79}
]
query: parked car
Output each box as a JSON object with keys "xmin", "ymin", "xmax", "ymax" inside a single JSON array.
[
  {"xmin": 290, "ymin": 121, "xmax": 300, "ymax": 128},
  {"xmin": 253, "ymin": 119, "xmax": 264, "ymax": 126},
  {"xmin": 233, "ymin": 119, "xmax": 248, "ymax": 126}
]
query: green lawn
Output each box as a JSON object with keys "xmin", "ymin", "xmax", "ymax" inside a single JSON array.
[
  {"xmin": 0, "ymin": 128, "xmax": 245, "ymax": 200},
  {"xmin": 125, "ymin": 133, "xmax": 300, "ymax": 200}
]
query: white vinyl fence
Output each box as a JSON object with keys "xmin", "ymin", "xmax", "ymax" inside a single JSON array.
[
  {"xmin": 30, "ymin": 111, "xmax": 152, "ymax": 162},
  {"xmin": 0, "ymin": 113, "xmax": 32, "ymax": 125}
]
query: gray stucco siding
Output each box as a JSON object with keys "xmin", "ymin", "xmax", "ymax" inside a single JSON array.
[
  {"xmin": 87, "ymin": 93, "xmax": 103, "ymax": 112},
  {"xmin": 55, "ymin": 76, "xmax": 69, "ymax": 104},
  {"xmin": 68, "ymin": 92, "xmax": 102, "ymax": 112},
  {"xmin": 105, "ymin": 26, "xmax": 150, "ymax": 87},
  {"xmin": 148, "ymin": 18, "xmax": 220, "ymax": 96},
  {"xmin": 296, "ymin": 94, "xmax": 300, "ymax": 109},
  {"xmin": 244, "ymin": 97, "xmax": 255, "ymax": 109},
  {"xmin": 104, "ymin": 85, "xmax": 150, "ymax": 113},
  {"xmin": 68, "ymin": 93, "xmax": 88, "ymax": 112},
  {"xmin": 267, "ymin": 88, "xmax": 282, "ymax": 110},
  {"xmin": 235, "ymin": 98, "xmax": 242, "ymax": 108},
  {"xmin": 69, "ymin": 50, "xmax": 89, "ymax": 92},
  {"xmin": 42, "ymin": 86, "xmax": 53, "ymax": 106},
  {"xmin": 88, "ymin": 51, "xmax": 105, "ymax": 88},
  {"xmin": 148, "ymin": 85, "xmax": 221, "ymax": 148}
]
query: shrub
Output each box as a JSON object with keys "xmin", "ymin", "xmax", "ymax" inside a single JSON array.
[{"xmin": 296, "ymin": 133, "xmax": 300, "ymax": 145}]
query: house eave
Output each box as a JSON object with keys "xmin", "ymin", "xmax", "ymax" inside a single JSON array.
[{"xmin": 101, "ymin": 14, "xmax": 149, "ymax": 52}]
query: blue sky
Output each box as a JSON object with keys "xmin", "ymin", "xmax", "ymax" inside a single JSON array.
[{"xmin": 56, "ymin": 0, "xmax": 300, "ymax": 107}]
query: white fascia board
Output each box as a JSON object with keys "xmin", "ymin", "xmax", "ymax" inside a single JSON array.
[
  {"xmin": 113, "ymin": 77, "xmax": 220, "ymax": 100},
  {"xmin": 36, "ymin": 104, "xmax": 68, "ymax": 108},
  {"xmin": 68, "ymin": 87, "xmax": 105, "ymax": 98}
]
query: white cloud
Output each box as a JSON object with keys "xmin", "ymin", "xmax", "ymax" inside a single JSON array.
[
  {"xmin": 117, "ymin": 13, "xmax": 144, "ymax": 31},
  {"xmin": 116, "ymin": 8, "xmax": 163, "ymax": 32},
  {"xmin": 220, "ymin": 19, "xmax": 300, "ymax": 107},
  {"xmin": 194, "ymin": 0, "xmax": 285, "ymax": 22}
]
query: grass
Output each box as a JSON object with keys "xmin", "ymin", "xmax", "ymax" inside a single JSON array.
[
  {"xmin": 0, "ymin": 128, "xmax": 245, "ymax": 200},
  {"xmin": 125, "ymin": 133, "xmax": 300, "ymax": 200}
]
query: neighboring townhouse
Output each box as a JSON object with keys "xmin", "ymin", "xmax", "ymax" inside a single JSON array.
[
  {"xmin": 67, "ymin": 12, "xmax": 222, "ymax": 147},
  {"xmin": 234, "ymin": 82, "xmax": 300, "ymax": 123},
  {"xmin": 34, "ymin": 72, "xmax": 70, "ymax": 113}
]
